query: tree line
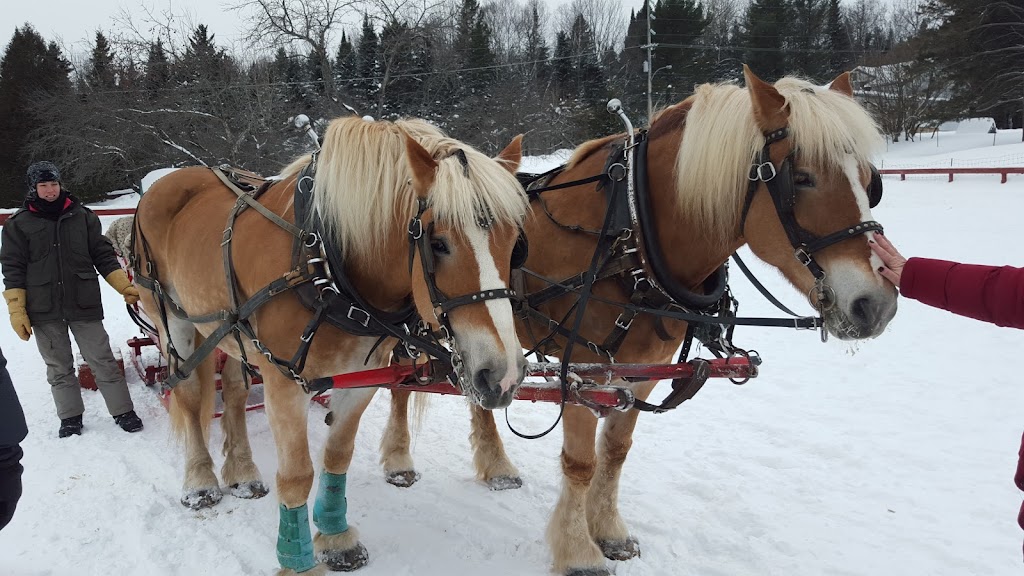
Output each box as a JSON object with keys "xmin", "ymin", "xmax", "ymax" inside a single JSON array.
[{"xmin": 0, "ymin": 0, "xmax": 1020, "ymax": 206}]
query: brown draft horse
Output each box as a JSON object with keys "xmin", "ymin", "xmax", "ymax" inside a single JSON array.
[
  {"xmin": 381, "ymin": 67, "xmax": 898, "ymax": 574},
  {"xmin": 133, "ymin": 116, "xmax": 530, "ymax": 574}
]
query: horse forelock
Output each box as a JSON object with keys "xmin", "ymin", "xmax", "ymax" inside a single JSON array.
[
  {"xmin": 302, "ymin": 117, "xmax": 527, "ymax": 260},
  {"xmin": 674, "ymin": 77, "xmax": 884, "ymax": 244}
]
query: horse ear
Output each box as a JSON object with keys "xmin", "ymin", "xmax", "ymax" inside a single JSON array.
[
  {"xmin": 495, "ymin": 134, "xmax": 523, "ymax": 174},
  {"xmin": 402, "ymin": 129, "xmax": 437, "ymax": 195},
  {"xmin": 743, "ymin": 64, "xmax": 788, "ymax": 131},
  {"xmin": 828, "ymin": 71, "xmax": 854, "ymax": 97}
]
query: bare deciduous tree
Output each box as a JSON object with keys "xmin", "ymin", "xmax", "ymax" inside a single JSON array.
[
  {"xmin": 230, "ymin": 0, "xmax": 365, "ymax": 99},
  {"xmin": 557, "ymin": 0, "xmax": 626, "ymax": 53}
]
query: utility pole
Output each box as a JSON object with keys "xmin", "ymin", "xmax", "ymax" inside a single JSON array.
[{"xmin": 645, "ymin": 2, "xmax": 655, "ymax": 123}]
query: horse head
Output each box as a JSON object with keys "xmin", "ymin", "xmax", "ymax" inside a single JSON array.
[
  {"xmin": 677, "ymin": 65, "xmax": 896, "ymax": 340},
  {"xmin": 402, "ymin": 128, "xmax": 529, "ymax": 409}
]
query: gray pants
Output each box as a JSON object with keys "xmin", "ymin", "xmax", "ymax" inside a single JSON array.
[{"xmin": 34, "ymin": 321, "xmax": 133, "ymax": 420}]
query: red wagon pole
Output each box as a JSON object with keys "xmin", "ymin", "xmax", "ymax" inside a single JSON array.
[{"xmin": 312, "ymin": 356, "xmax": 758, "ymax": 412}]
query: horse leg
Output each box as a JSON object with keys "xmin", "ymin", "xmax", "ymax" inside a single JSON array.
[
  {"xmin": 586, "ymin": 380, "xmax": 656, "ymax": 562},
  {"xmin": 379, "ymin": 389, "xmax": 419, "ymax": 487},
  {"xmin": 548, "ymin": 404, "xmax": 608, "ymax": 576},
  {"xmin": 468, "ymin": 404, "xmax": 521, "ymax": 490},
  {"xmin": 169, "ymin": 327, "xmax": 221, "ymax": 509},
  {"xmin": 261, "ymin": 369, "xmax": 320, "ymax": 575},
  {"xmin": 313, "ymin": 388, "xmax": 377, "ymax": 571},
  {"xmin": 219, "ymin": 357, "xmax": 268, "ymax": 499}
]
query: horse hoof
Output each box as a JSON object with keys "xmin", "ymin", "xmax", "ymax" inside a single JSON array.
[
  {"xmin": 487, "ymin": 475, "xmax": 523, "ymax": 491},
  {"xmin": 181, "ymin": 487, "xmax": 222, "ymax": 509},
  {"xmin": 385, "ymin": 470, "xmax": 419, "ymax": 488},
  {"xmin": 598, "ymin": 536, "xmax": 641, "ymax": 561},
  {"xmin": 566, "ymin": 568, "xmax": 611, "ymax": 576},
  {"xmin": 230, "ymin": 480, "xmax": 269, "ymax": 499},
  {"xmin": 317, "ymin": 542, "xmax": 369, "ymax": 571}
]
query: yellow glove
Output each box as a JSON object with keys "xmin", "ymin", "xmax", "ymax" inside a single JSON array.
[
  {"xmin": 104, "ymin": 269, "xmax": 140, "ymax": 305},
  {"xmin": 3, "ymin": 288, "xmax": 32, "ymax": 341}
]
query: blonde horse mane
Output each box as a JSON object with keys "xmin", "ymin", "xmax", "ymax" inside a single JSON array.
[
  {"xmin": 282, "ymin": 117, "xmax": 528, "ymax": 259},
  {"xmin": 674, "ymin": 76, "xmax": 884, "ymax": 244}
]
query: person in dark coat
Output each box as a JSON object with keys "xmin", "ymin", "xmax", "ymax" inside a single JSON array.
[
  {"xmin": 0, "ymin": 161, "xmax": 143, "ymax": 438},
  {"xmin": 0, "ymin": 346, "xmax": 26, "ymax": 531},
  {"xmin": 871, "ymin": 232, "xmax": 1024, "ymax": 559}
]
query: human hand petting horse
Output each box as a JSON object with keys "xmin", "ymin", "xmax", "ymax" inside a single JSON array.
[
  {"xmin": 133, "ymin": 115, "xmax": 529, "ymax": 574},
  {"xmin": 381, "ymin": 64, "xmax": 897, "ymax": 576}
]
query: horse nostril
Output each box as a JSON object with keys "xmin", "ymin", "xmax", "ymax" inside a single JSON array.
[
  {"xmin": 474, "ymin": 368, "xmax": 494, "ymax": 392},
  {"xmin": 850, "ymin": 296, "xmax": 873, "ymax": 325}
]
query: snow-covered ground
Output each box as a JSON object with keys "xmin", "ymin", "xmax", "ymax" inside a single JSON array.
[{"xmin": 1, "ymin": 131, "xmax": 1023, "ymax": 576}]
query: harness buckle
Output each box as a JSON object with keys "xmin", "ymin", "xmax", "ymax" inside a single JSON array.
[
  {"xmin": 408, "ymin": 218, "xmax": 423, "ymax": 240},
  {"xmin": 346, "ymin": 306, "xmax": 371, "ymax": 327},
  {"xmin": 794, "ymin": 247, "xmax": 813, "ymax": 266},
  {"xmin": 304, "ymin": 232, "xmax": 320, "ymax": 249},
  {"xmin": 756, "ymin": 162, "xmax": 777, "ymax": 182},
  {"xmin": 614, "ymin": 313, "xmax": 634, "ymax": 331}
]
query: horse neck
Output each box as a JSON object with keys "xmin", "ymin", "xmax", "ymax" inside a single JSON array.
[
  {"xmin": 344, "ymin": 222, "xmax": 413, "ymax": 311},
  {"xmin": 646, "ymin": 130, "xmax": 743, "ymax": 290}
]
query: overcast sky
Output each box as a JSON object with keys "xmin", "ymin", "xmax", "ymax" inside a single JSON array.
[{"xmin": 3, "ymin": 0, "xmax": 637, "ymax": 56}]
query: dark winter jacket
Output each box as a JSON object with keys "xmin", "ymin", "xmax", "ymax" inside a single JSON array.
[
  {"xmin": 898, "ymin": 257, "xmax": 1024, "ymax": 543},
  {"xmin": 0, "ymin": 347, "xmax": 26, "ymax": 532},
  {"xmin": 0, "ymin": 349, "xmax": 26, "ymax": 448},
  {"xmin": 0, "ymin": 195, "xmax": 121, "ymax": 323}
]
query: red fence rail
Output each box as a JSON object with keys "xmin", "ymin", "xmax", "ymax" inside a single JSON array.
[
  {"xmin": 879, "ymin": 167, "xmax": 1024, "ymax": 183},
  {"xmin": 0, "ymin": 207, "xmax": 137, "ymax": 225}
]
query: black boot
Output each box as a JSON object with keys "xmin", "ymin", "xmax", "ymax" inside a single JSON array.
[
  {"xmin": 113, "ymin": 410, "xmax": 143, "ymax": 433},
  {"xmin": 58, "ymin": 415, "xmax": 83, "ymax": 438}
]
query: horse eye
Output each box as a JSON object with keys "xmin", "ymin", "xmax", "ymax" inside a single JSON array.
[
  {"xmin": 794, "ymin": 172, "xmax": 816, "ymax": 188},
  {"xmin": 430, "ymin": 238, "xmax": 450, "ymax": 255}
]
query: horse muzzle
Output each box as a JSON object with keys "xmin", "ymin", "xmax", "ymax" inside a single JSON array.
[{"xmin": 463, "ymin": 355, "xmax": 527, "ymax": 410}]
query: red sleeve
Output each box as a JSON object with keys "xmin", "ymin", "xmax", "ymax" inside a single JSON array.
[{"xmin": 899, "ymin": 257, "xmax": 1024, "ymax": 329}]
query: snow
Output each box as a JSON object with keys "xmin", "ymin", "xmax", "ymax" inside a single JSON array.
[
  {"xmin": 955, "ymin": 117, "xmax": 998, "ymax": 134},
  {"xmin": 141, "ymin": 168, "xmax": 180, "ymax": 194},
  {"xmin": 2, "ymin": 131, "xmax": 1023, "ymax": 576}
]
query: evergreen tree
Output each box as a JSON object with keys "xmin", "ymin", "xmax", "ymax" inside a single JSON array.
[
  {"xmin": 274, "ymin": 47, "xmax": 309, "ymax": 107},
  {"xmin": 86, "ymin": 31, "xmax": 117, "ymax": 90},
  {"xmin": 0, "ymin": 25, "xmax": 72, "ymax": 205},
  {"xmin": 144, "ymin": 39, "xmax": 172, "ymax": 97},
  {"xmin": 651, "ymin": 0, "xmax": 711, "ymax": 108},
  {"xmin": 788, "ymin": 0, "xmax": 828, "ymax": 80},
  {"xmin": 306, "ymin": 48, "xmax": 325, "ymax": 98},
  {"xmin": 920, "ymin": 0, "xmax": 1024, "ymax": 133},
  {"xmin": 355, "ymin": 14, "xmax": 380, "ymax": 108},
  {"xmin": 524, "ymin": 4, "xmax": 550, "ymax": 82},
  {"xmin": 623, "ymin": 3, "xmax": 651, "ymax": 117},
  {"xmin": 454, "ymin": 0, "xmax": 494, "ymax": 95},
  {"xmin": 380, "ymin": 22, "xmax": 433, "ymax": 116},
  {"xmin": 738, "ymin": 0, "xmax": 789, "ymax": 80},
  {"xmin": 552, "ymin": 31, "xmax": 573, "ymax": 96},
  {"xmin": 335, "ymin": 32, "xmax": 357, "ymax": 85},
  {"xmin": 823, "ymin": 0, "xmax": 851, "ymax": 75},
  {"xmin": 178, "ymin": 24, "xmax": 227, "ymax": 84}
]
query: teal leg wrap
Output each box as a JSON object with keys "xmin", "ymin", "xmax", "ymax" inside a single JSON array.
[
  {"xmin": 277, "ymin": 504, "xmax": 316, "ymax": 573},
  {"xmin": 313, "ymin": 471, "xmax": 349, "ymax": 535}
]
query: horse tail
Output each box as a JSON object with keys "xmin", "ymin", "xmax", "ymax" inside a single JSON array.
[{"xmin": 410, "ymin": 391, "xmax": 430, "ymax": 438}]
